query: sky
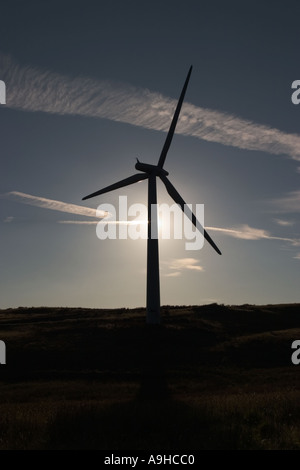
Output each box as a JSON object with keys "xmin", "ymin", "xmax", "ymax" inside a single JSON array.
[{"xmin": 0, "ymin": 0, "xmax": 299, "ymax": 309}]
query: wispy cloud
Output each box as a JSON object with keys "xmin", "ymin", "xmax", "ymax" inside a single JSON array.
[
  {"xmin": 58, "ymin": 220, "xmax": 99, "ymax": 224},
  {"xmin": 3, "ymin": 192, "xmax": 299, "ymax": 248},
  {"xmin": 59, "ymin": 219, "xmax": 147, "ymax": 225},
  {"xmin": 207, "ymin": 224, "xmax": 270, "ymax": 240},
  {"xmin": 165, "ymin": 271, "xmax": 181, "ymax": 277},
  {"xmin": 293, "ymin": 253, "xmax": 300, "ymax": 260},
  {"xmin": 165, "ymin": 257, "xmax": 204, "ymax": 277},
  {"xmin": 3, "ymin": 216, "xmax": 14, "ymax": 223},
  {"xmin": 270, "ymin": 190, "xmax": 300, "ymax": 213},
  {"xmin": 207, "ymin": 224, "xmax": 300, "ymax": 245},
  {"xmin": 1, "ymin": 191, "xmax": 108, "ymax": 218},
  {"xmin": 273, "ymin": 218, "xmax": 294, "ymax": 226},
  {"xmin": 2, "ymin": 53, "xmax": 300, "ymax": 161}
]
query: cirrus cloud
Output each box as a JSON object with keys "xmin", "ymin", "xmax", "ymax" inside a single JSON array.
[
  {"xmin": 1, "ymin": 53, "xmax": 300, "ymax": 162},
  {"xmin": 165, "ymin": 257, "xmax": 204, "ymax": 277},
  {"xmin": 1, "ymin": 191, "xmax": 108, "ymax": 218}
]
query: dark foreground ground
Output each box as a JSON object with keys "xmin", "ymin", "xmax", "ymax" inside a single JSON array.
[{"xmin": 0, "ymin": 303, "xmax": 299, "ymax": 450}]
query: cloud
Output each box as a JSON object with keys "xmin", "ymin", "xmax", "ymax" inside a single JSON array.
[
  {"xmin": 273, "ymin": 218, "xmax": 294, "ymax": 226},
  {"xmin": 59, "ymin": 219, "xmax": 147, "ymax": 225},
  {"xmin": 1, "ymin": 191, "xmax": 108, "ymax": 218},
  {"xmin": 293, "ymin": 253, "xmax": 300, "ymax": 260},
  {"xmin": 2, "ymin": 53, "xmax": 300, "ymax": 161},
  {"xmin": 270, "ymin": 190, "xmax": 300, "ymax": 213},
  {"xmin": 207, "ymin": 224, "xmax": 270, "ymax": 240},
  {"xmin": 5, "ymin": 191, "xmax": 298, "ymax": 248},
  {"xmin": 58, "ymin": 220, "xmax": 99, "ymax": 224},
  {"xmin": 165, "ymin": 271, "xmax": 181, "ymax": 277},
  {"xmin": 3, "ymin": 216, "xmax": 14, "ymax": 223},
  {"xmin": 207, "ymin": 224, "xmax": 300, "ymax": 245},
  {"xmin": 165, "ymin": 257, "xmax": 204, "ymax": 276},
  {"xmin": 170, "ymin": 258, "xmax": 204, "ymax": 271}
]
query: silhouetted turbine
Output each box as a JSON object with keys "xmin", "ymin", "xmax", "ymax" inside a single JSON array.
[{"xmin": 83, "ymin": 66, "xmax": 221, "ymax": 324}]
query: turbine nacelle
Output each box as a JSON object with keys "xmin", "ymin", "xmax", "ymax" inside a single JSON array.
[{"xmin": 135, "ymin": 159, "xmax": 169, "ymax": 176}]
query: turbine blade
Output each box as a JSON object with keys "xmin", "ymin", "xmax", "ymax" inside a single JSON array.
[
  {"xmin": 160, "ymin": 175, "xmax": 222, "ymax": 255},
  {"xmin": 82, "ymin": 173, "xmax": 148, "ymax": 200},
  {"xmin": 157, "ymin": 65, "xmax": 193, "ymax": 169}
]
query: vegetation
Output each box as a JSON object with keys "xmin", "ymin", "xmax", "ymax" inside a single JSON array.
[{"xmin": 0, "ymin": 304, "xmax": 299, "ymax": 449}]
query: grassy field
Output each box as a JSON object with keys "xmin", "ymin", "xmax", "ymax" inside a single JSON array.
[{"xmin": 0, "ymin": 303, "xmax": 299, "ymax": 449}]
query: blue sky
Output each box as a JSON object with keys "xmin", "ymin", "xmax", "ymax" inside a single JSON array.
[{"xmin": 0, "ymin": 0, "xmax": 299, "ymax": 308}]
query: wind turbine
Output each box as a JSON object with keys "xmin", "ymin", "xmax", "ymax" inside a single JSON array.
[{"xmin": 83, "ymin": 66, "xmax": 221, "ymax": 324}]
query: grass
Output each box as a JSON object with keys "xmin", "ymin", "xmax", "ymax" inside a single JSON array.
[
  {"xmin": 0, "ymin": 303, "xmax": 299, "ymax": 449},
  {"xmin": 1, "ymin": 389, "xmax": 299, "ymax": 449}
]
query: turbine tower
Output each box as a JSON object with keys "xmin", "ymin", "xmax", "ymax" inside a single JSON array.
[{"xmin": 83, "ymin": 66, "xmax": 221, "ymax": 324}]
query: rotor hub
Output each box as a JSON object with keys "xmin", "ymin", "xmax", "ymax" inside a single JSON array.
[{"xmin": 135, "ymin": 161, "xmax": 169, "ymax": 176}]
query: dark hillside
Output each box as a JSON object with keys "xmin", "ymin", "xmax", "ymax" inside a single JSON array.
[{"xmin": 0, "ymin": 304, "xmax": 299, "ymax": 449}]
